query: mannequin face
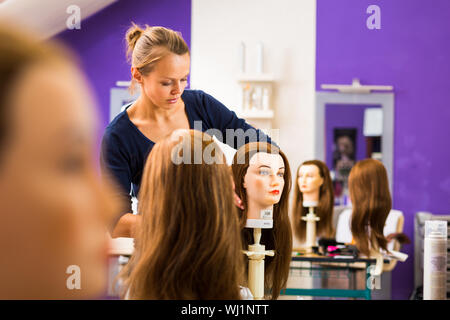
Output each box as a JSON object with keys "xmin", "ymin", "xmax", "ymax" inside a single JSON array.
[
  {"xmin": 0, "ymin": 63, "xmax": 119, "ymax": 299},
  {"xmin": 298, "ymin": 164, "xmax": 324, "ymax": 198},
  {"xmin": 243, "ymin": 152, "xmax": 285, "ymax": 210}
]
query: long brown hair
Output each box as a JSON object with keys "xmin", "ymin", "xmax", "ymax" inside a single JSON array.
[
  {"xmin": 349, "ymin": 159, "xmax": 391, "ymax": 257},
  {"xmin": 292, "ymin": 160, "xmax": 334, "ymax": 242},
  {"xmin": 119, "ymin": 130, "xmax": 244, "ymax": 299},
  {"xmin": 231, "ymin": 142, "xmax": 292, "ymax": 300}
]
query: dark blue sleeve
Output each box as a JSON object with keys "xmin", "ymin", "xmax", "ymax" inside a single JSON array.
[
  {"xmin": 199, "ymin": 91, "xmax": 276, "ymax": 149},
  {"xmin": 100, "ymin": 130, "xmax": 133, "ymax": 221}
]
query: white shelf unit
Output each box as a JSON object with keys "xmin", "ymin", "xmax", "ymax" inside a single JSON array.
[{"xmin": 237, "ymin": 74, "xmax": 275, "ymax": 128}]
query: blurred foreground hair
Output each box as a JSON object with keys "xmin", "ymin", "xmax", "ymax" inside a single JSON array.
[{"xmin": 0, "ymin": 24, "xmax": 75, "ymax": 158}]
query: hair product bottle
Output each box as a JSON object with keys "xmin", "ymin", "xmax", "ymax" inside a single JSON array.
[{"xmin": 423, "ymin": 220, "xmax": 448, "ymax": 300}]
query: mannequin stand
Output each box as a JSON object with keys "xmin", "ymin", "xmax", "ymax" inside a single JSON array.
[
  {"xmin": 243, "ymin": 228, "xmax": 274, "ymax": 300},
  {"xmin": 302, "ymin": 205, "xmax": 320, "ymax": 253}
]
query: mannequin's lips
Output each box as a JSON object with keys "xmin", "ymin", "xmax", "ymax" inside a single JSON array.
[{"xmin": 269, "ymin": 190, "xmax": 280, "ymax": 195}]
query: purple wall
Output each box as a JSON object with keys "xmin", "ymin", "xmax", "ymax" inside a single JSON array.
[
  {"xmin": 325, "ymin": 104, "xmax": 381, "ymax": 170},
  {"xmin": 317, "ymin": 0, "xmax": 450, "ymax": 299},
  {"xmin": 56, "ymin": 0, "xmax": 191, "ymax": 145}
]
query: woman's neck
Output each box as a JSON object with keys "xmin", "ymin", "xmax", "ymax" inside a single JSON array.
[
  {"xmin": 132, "ymin": 94, "xmax": 183, "ymax": 122},
  {"xmin": 302, "ymin": 190, "xmax": 320, "ymax": 203}
]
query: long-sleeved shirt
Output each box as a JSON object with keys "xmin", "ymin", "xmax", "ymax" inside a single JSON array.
[{"xmin": 100, "ymin": 89, "xmax": 273, "ymax": 222}]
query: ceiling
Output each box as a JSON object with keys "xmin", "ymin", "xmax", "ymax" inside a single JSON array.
[{"xmin": 0, "ymin": 0, "xmax": 117, "ymax": 39}]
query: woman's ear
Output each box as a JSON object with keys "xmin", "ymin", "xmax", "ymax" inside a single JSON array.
[{"xmin": 131, "ymin": 67, "xmax": 142, "ymax": 84}]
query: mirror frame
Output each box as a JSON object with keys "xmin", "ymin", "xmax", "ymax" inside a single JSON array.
[{"xmin": 315, "ymin": 91, "xmax": 394, "ymax": 192}]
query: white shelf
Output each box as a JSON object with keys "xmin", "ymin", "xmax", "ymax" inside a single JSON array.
[
  {"xmin": 116, "ymin": 81, "xmax": 131, "ymax": 87},
  {"xmin": 238, "ymin": 109, "xmax": 274, "ymax": 119},
  {"xmin": 237, "ymin": 73, "xmax": 275, "ymax": 82},
  {"xmin": 321, "ymin": 78, "xmax": 393, "ymax": 93}
]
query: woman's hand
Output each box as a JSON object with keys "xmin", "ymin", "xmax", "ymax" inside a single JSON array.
[
  {"xmin": 231, "ymin": 178, "xmax": 244, "ymax": 210},
  {"xmin": 111, "ymin": 213, "xmax": 141, "ymax": 238},
  {"xmin": 234, "ymin": 192, "xmax": 244, "ymax": 210}
]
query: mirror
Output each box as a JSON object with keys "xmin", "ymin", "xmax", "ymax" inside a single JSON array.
[
  {"xmin": 325, "ymin": 104, "xmax": 382, "ymax": 205},
  {"xmin": 315, "ymin": 92, "xmax": 394, "ymax": 205}
]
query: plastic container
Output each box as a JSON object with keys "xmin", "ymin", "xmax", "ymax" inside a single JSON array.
[{"xmin": 423, "ymin": 220, "xmax": 448, "ymax": 300}]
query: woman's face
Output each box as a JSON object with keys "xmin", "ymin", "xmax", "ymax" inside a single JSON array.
[
  {"xmin": 337, "ymin": 135, "xmax": 354, "ymax": 156},
  {"xmin": 0, "ymin": 63, "xmax": 119, "ymax": 299},
  {"xmin": 298, "ymin": 164, "xmax": 324, "ymax": 195},
  {"xmin": 243, "ymin": 152, "xmax": 285, "ymax": 208},
  {"xmin": 135, "ymin": 52, "xmax": 190, "ymax": 110}
]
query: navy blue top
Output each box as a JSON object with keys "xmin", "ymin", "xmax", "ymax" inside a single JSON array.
[{"xmin": 100, "ymin": 89, "xmax": 273, "ymax": 218}]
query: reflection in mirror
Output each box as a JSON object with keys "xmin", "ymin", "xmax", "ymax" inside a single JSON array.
[{"xmin": 325, "ymin": 104, "xmax": 382, "ymax": 205}]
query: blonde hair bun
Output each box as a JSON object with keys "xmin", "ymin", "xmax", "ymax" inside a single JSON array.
[{"xmin": 125, "ymin": 23, "xmax": 145, "ymax": 58}]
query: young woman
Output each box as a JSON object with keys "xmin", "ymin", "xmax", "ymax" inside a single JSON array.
[
  {"xmin": 231, "ymin": 142, "xmax": 292, "ymax": 300},
  {"xmin": 292, "ymin": 160, "xmax": 335, "ymax": 245},
  {"xmin": 101, "ymin": 23, "xmax": 272, "ymax": 238},
  {"xmin": 0, "ymin": 25, "xmax": 120, "ymax": 299},
  {"xmin": 119, "ymin": 130, "xmax": 246, "ymax": 299}
]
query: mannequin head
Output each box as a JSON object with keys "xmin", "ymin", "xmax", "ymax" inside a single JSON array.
[
  {"xmin": 0, "ymin": 26, "xmax": 120, "ymax": 299},
  {"xmin": 298, "ymin": 163, "xmax": 324, "ymax": 202},
  {"xmin": 349, "ymin": 159, "xmax": 391, "ymax": 257},
  {"xmin": 122, "ymin": 130, "xmax": 244, "ymax": 299},
  {"xmin": 232, "ymin": 142, "xmax": 292, "ymax": 299},
  {"xmin": 292, "ymin": 160, "xmax": 334, "ymax": 243},
  {"xmin": 243, "ymin": 151, "xmax": 285, "ymax": 219}
]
